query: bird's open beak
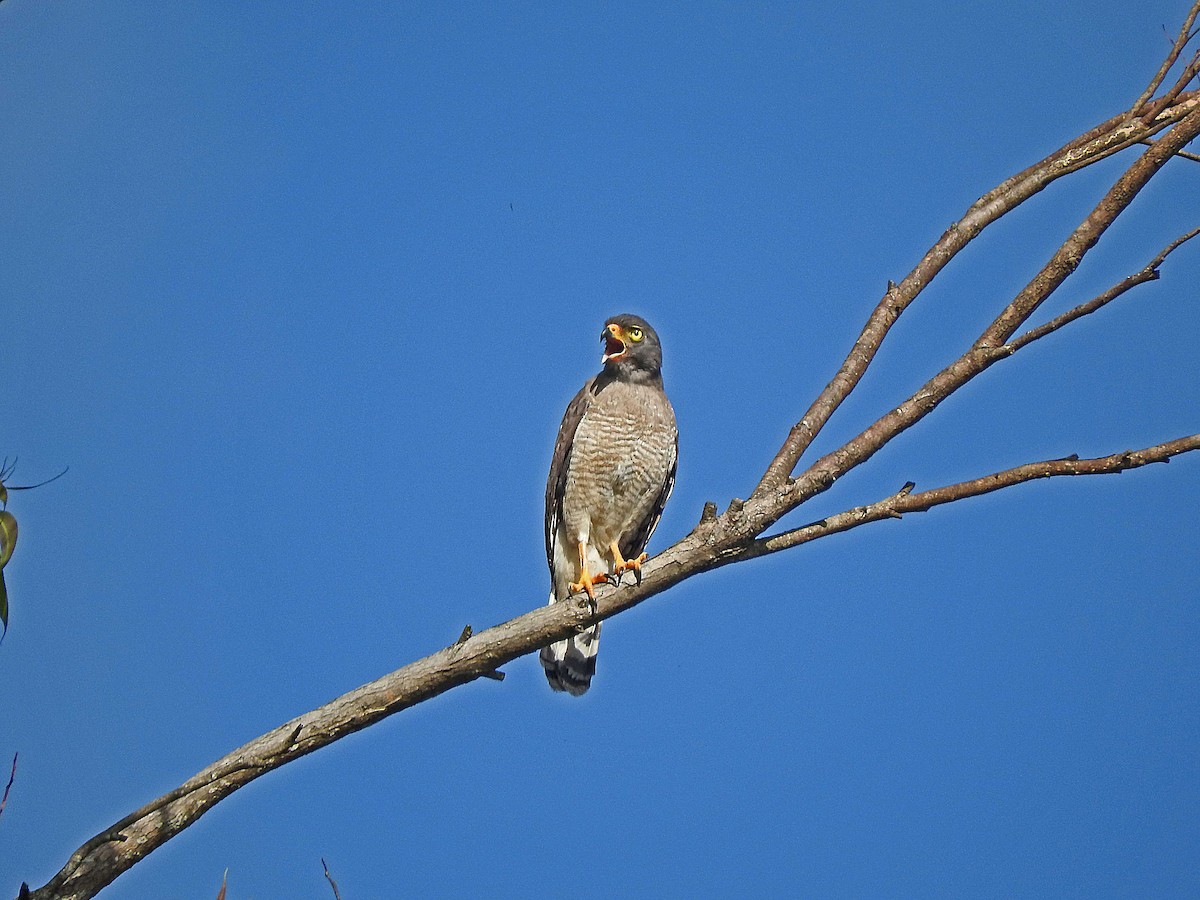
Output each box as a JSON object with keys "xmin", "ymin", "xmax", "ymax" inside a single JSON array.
[{"xmin": 601, "ymin": 323, "xmax": 628, "ymax": 364}]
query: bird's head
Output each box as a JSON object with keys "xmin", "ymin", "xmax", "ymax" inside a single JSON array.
[{"xmin": 600, "ymin": 314, "xmax": 663, "ymax": 379}]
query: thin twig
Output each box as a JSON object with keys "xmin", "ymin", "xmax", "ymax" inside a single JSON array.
[
  {"xmin": 1137, "ymin": 137, "xmax": 1200, "ymax": 162},
  {"xmin": 1142, "ymin": 48, "xmax": 1200, "ymax": 123},
  {"xmin": 1133, "ymin": 2, "xmax": 1200, "ymax": 109},
  {"xmin": 0, "ymin": 467, "xmax": 69, "ymax": 494},
  {"xmin": 1006, "ymin": 227, "xmax": 1200, "ymax": 352},
  {"xmin": 0, "ymin": 752, "xmax": 16, "ymax": 822},
  {"xmin": 322, "ymin": 858, "xmax": 343, "ymax": 900},
  {"xmin": 747, "ymin": 435, "xmax": 1200, "ymax": 559}
]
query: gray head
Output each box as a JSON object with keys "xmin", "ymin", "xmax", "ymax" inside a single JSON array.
[{"xmin": 599, "ymin": 313, "xmax": 664, "ymax": 381}]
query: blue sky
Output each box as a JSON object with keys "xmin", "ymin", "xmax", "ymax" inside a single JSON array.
[{"xmin": 3, "ymin": 1, "xmax": 1199, "ymax": 897}]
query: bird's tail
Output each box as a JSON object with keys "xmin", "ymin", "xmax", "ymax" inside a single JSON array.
[{"xmin": 539, "ymin": 592, "xmax": 601, "ymax": 696}]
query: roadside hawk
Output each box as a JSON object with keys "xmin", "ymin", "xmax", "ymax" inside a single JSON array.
[{"xmin": 540, "ymin": 314, "xmax": 678, "ymax": 695}]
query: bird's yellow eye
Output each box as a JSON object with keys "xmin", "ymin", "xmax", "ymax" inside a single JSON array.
[{"xmin": 628, "ymin": 327, "xmax": 644, "ymax": 342}]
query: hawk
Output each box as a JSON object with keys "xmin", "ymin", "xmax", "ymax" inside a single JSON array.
[{"xmin": 540, "ymin": 314, "xmax": 678, "ymax": 695}]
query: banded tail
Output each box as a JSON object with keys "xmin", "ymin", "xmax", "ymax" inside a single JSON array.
[{"xmin": 539, "ymin": 592, "xmax": 601, "ymax": 696}]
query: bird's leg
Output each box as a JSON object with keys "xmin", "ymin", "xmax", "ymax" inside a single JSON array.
[
  {"xmin": 610, "ymin": 541, "xmax": 648, "ymax": 586},
  {"xmin": 569, "ymin": 541, "xmax": 609, "ymax": 605}
]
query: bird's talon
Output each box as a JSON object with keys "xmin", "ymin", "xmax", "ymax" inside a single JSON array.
[
  {"xmin": 569, "ymin": 571, "xmax": 609, "ymax": 600},
  {"xmin": 612, "ymin": 551, "xmax": 649, "ymax": 585}
]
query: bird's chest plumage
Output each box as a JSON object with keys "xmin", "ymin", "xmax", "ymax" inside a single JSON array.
[{"xmin": 562, "ymin": 381, "xmax": 675, "ymax": 546}]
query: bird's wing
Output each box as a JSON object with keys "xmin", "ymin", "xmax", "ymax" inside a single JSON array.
[
  {"xmin": 545, "ymin": 375, "xmax": 600, "ymax": 572},
  {"xmin": 619, "ymin": 431, "xmax": 678, "ymax": 562}
]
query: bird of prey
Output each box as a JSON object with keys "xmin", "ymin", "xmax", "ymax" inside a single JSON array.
[{"xmin": 540, "ymin": 314, "xmax": 678, "ymax": 695}]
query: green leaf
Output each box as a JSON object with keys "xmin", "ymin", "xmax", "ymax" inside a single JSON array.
[
  {"xmin": 0, "ymin": 511, "xmax": 15, "ymax": 642},
  {"xmin": 0, "ymin": 511, "xmax": 15, "ymax": 569}
]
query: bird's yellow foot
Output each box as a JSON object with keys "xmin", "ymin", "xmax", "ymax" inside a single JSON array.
[
  {"xmin": 569, "ymin": 567, "xmax": 609, "ymax": 600},
  {"xmin": 611, "ymin": 543, "xmax": 649, "ymax": 585}
]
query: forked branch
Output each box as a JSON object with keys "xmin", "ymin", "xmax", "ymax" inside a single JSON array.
[
  {"xmin": 1007, "ymin": 227, "xmax": 1200, "ymax": 353},
  {"xmin": 746, "ymin": 436, "xmax": 1200, "ymax": 561},
  {"xmin": 753, "ymin": 56, "xmax": 1200, "ymax": 498}
]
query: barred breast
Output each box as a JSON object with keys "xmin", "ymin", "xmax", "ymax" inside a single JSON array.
[{"xmin": 562, "ymin": 379, "xmax": 677, "ymax": 554}]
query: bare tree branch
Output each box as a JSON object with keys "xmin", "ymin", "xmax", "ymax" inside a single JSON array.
[
  {"xmin": 1133, "ymin": 4, "xmax": 1200, "ymax": 109},
  {"xmin": 1140, "ymin": 48, "xmax": 1200, "ymax": 125},
  {"xmin": 29, "ymin": 428, "xmax": 1200, "ymax": 900},
  {"xmin": 752, "ymin": 87, "xmax": 1200, "ymax": 498},
  {"xmin": 745, "ymin": 103, "xmax": 1200, "ymax": 537},
  {"xmin": 1007, "ymin": 227, "xmax": 1200, "ymax": 353},
  {"xmin": 745, "ymin": 436, "xmax": 1200, "ymax": 560},
  {"xmin": 21, "ymin": 4, "xmax": 1200, "ymax": 899},
  {"xmin": 978, "ymin": 113, "xmax": 1200, "ymax": 348},
  {"xmin": 1137, "ymin": 137, "xmax": 1200, "ymax": 162}
]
